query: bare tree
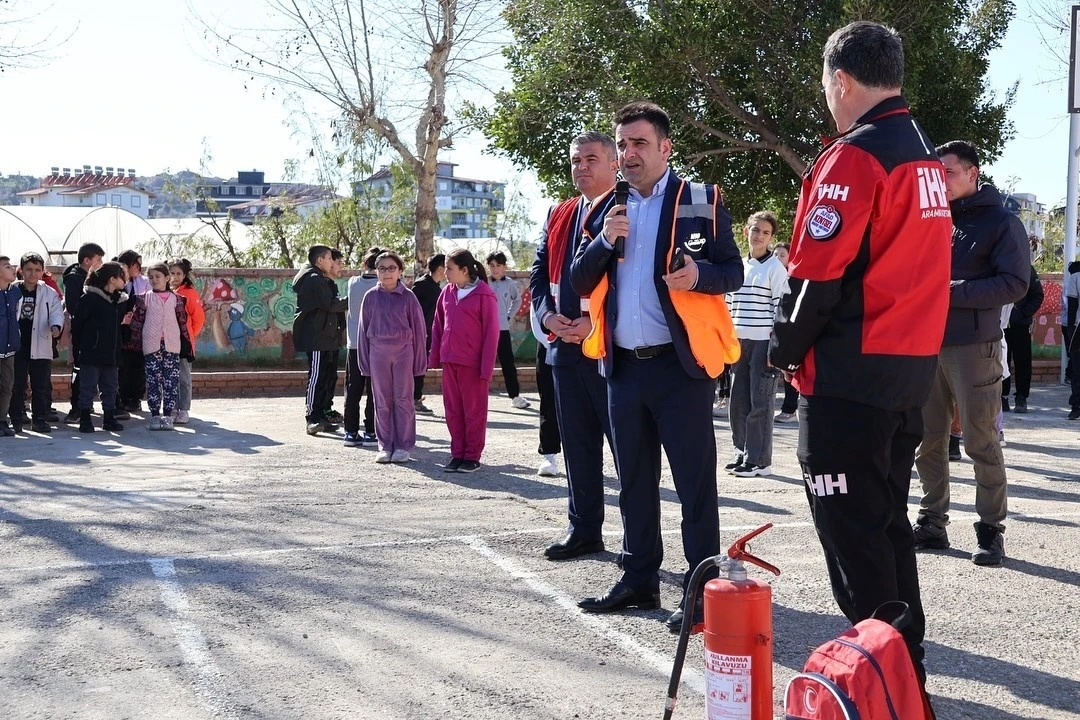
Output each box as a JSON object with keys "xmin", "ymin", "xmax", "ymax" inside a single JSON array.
[
  {"xmin": 0, "ymin": 1, "xmax": 77, "ymax": 72},
  {"xmin": 195, "ymin": 0, "xmax": 505, "ymax": 268}
]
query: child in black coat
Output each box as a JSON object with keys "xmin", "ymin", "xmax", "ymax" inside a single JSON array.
[{"xmin": 73, "ymin": 262, "xmax": 128, "ymax": 433}]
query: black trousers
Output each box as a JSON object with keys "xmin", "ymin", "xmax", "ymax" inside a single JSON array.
[
  {"xmin": 1069, "ymin": 332, "xmax": 1080, "ymax": 408},
  {"xmin": 1001, "ymin": 325, "xmax": 1032, "ymax": 400},
  {"xmin": 69, "ymin": 335, "xmax": 81, "ymax": 410},
  {"xmin": 118, "ymin": 349, "xmax": 146, "ymax": 405},
  {"xmin": 554, "ymin": 355, "xmax": 612, "ymax": 539},
  {"xmin": 11, "ymin": 349, "xmax": 51, "ymax": 422},
  {"xmin": 414, "ymin": 333, "xmax": 432, "ymax": 401},
  {"xmin": 536, "ymin": 345, "xmax": 561, "ymax": 455},
  {"xmin": 781, "ymin": 380, "xmax": 799, "ymax": 414},
  {"xmin": 344, "ymin": 348, "xmax": 375, "ymax": 434},
  {"xmin": 305, "ymin": 350, "xmax": 339, "ymax": 423},
  {"xmin": 496, "ymin": 330, "xmax": 520, "ymax": 398},
  {"xmin": 797, "ymin": 394, "xmax": 927, "ymax": 680},
  {"xmin": 608, "ymin": 349, "xmax": 719, "ymax": 592}
]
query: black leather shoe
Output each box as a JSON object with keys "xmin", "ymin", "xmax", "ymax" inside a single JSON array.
[
  {"xmin": 665, "ymin": 602, "xmax": 705, "ymax": 634},
  {"xmin": 544, "ymin": 533, "xmax": 604, "ymax": 560},
  {"xmin": 578, "ymin": 581, "xmax": 660, "ymax": 613}
]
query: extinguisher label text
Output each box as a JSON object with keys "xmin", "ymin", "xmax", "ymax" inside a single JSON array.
[
  {"xmin": 804, "ymin": 472, "xmax": 849, "ymax": 497},
  {"xmin": 705, "ymin": 650, "xmax": 752, "ymax": 719}
]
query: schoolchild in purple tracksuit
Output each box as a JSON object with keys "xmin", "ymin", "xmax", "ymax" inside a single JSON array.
[{"xmin": 357, "ymin": 251, "xmax": 427, "ymax": 464}]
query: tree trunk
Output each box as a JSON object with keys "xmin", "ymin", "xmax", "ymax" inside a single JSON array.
[{"xmin": 414, "ymin": 155, "xmax": 438, "ymax": 268}]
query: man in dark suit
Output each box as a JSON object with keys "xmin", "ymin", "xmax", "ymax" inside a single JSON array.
[
  {"xmin": 531, "ymin": 131, "xmax": 620, "ymax": 561},
  {"xmin": 570, "ymin": 102, "xmax": 743, "ymax": 631}
]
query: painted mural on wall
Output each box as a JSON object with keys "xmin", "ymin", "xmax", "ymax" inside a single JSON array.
[
  {"xmin": 1032, "ymin": 274, "xmax": 1067, "ymax": 358},
  {"xmin": 186, "ymin": 269, "xmax": 537, "ymax": 365}
]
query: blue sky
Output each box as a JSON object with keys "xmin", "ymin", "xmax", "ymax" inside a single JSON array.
[{"xmin": 0, "ymin": 0, "xmax": 1072, "ymax": 224}]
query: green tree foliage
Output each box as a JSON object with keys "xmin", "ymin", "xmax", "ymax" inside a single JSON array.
[{"xmin": 477, "ymin": 0, "xmax": 1015, "ymax": 221}]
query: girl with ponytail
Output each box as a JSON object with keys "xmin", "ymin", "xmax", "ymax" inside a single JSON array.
[{"xmin": 427, "ymin": 248, "xmax": 500, "ymax": 473}]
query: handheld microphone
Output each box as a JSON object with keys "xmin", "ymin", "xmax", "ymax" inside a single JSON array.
[{"xmin": 613, "ymin": 180, "xmax": 630, "ymax": 260}]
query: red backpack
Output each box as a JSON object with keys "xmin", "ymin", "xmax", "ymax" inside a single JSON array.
[{"xmin": 784, "ymin": 603, "xmax": 935, "ymax": 720}]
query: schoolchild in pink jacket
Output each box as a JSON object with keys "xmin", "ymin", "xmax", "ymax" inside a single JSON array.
[
  {"xmin": 428, "ymin": 248, "xmax": 500, "ymax": 473},
  {"xmin": 357, "ymin": 251, "xmax": 428, "ymax": 464}
]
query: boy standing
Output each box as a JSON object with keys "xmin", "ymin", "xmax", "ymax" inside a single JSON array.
[
  {"xmin": 486, "ymin": 252, "xmax": 530, "ymax": 408},
  {"xmin": 12, "ymin": 253, "xmax": 64, "ymax": 433},
  {"xmin": 293, "ymin": 245, "xmax": 348, "ymax": 435},
  {"xmin": 62, "ymin": 242, "xmax": 106, "ymax": 423},
  {"xmin": 344, "ymin": 247, "xmax": 380, "ymax": 445},
  {"xmin": 0, "ymin": 257, "xmax": 20, "ymax": 436},
  {"xmin": 117, "ymin": 249, "xmax": 150, "ymax": 413}
]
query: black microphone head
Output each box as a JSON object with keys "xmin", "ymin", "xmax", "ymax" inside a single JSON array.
[{"xmin": 614, "ymin": 180, "xmax": 630, "ymax": 205}]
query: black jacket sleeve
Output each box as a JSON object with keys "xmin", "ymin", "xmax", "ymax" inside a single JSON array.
[
  {"xmin": 951, "ymin": 214, "xmax": 1030, "ymax": 309},
  {"xmin": 1010, "ymin": 266, "xmax": 1044, "ymax": 327},
  {"xmin": 530, "ymin": 206, "xmax": 557, "ymax": 330}
]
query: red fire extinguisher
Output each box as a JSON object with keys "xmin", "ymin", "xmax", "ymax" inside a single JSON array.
[{"xmin": 663, "ymin": 523, "xmax": 780, "ymax": 720}]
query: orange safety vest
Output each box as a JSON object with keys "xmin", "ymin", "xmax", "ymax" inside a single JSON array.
[{"xmin": 581, "ymin": 180, "xmax": 741, "ymax": 378}]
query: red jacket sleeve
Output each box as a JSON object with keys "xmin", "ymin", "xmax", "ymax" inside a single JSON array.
[{"xmin": 479, "ymin": 291, "xmax": 500, "ymax": 382}]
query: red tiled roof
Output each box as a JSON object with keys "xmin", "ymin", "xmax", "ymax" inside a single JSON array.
[
  {"xmin": 57, "ymin": 184, "xmax": 153, "ymax": 197},
  {"xmin": 42, "ymin": 173, "xmax": 136, "ymax": 189},
  {"xmin": 15, "ymin": 188, "xmax": 50, "ymax": 196}
]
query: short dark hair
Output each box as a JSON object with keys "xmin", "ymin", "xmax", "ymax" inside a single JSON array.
[
  {"xmin": 747, "ymin": 211, "xmax": 779, "ymax": 235},
  {"xmin": 613, "ymin": 101, "xmax": 670, "ymax": 140},
  {"xmin": 20, "ymin": 252, "xmax": 44, "ymax": 269},
  {"xmin": 571, "ymin": 131, "xmax": 617, "ymax": 159},
  {"xmin": 935, "ymin": 140, "xmax": 980, "ymax": 168},
  {"xmin": 330, "ymin": 248, "xmax": 343, "ymax": 262},
  {"xmin": 86, "ymin": 261, "xmax": 126, "ymax": 291},
  {"xmin": 78, "ymin": 243, "xmax": 106, "ymax": 265},
  {"xmin": 486, "ymin": 251, "xmax": 508, "ymax": 266},
  {"xmin": 448, "ymin": 248, "xmax": 487, "ymax": 283},
  {"xmin": 823, "ymin": 21, "xmax": 904, "ymax": 90},
  {"xmin": 307, "ymin": 245, "xmax": 333, "ymax": 266},
  {"xmin": 0, "ymin": 256, "xmax": 8, "ymax": 265},
  {"xmin": 117, "ymin": 249, "xmax": 142, "ymax": 268},
  {"xmin": 427, "ymin": 253, "xmax": 446, "ymax": 274}
]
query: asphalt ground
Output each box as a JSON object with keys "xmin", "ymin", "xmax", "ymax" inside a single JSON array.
[{"xmin": 0, "ymin": 384, "xmax": 1077, "ymax": 719}]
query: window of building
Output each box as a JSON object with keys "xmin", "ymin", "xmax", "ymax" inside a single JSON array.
[
  {"xmin": 131, "ymin": 195, "xmax": 142, "ymax": 208},
  {"xmin": 246, "ymin": 186, "xmax": 254, "ymax": 196},
  {"xmin": 111, "ymin": 194, "xmax": 121, "ymax": 206},
  {"xmin": 230, "ymin": 186, "xmax": 237, "ymax": 196},
  {"xmin": 438, "ymin": 181, "xmax": 449, "ymax": 191},
  {"xmin": 96, "ymin": 193, "xmax": 106, "ymax": 205}
]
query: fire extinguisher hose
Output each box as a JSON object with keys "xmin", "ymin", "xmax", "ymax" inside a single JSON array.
[{"xmin": 662, "ymin": 554, "xmax": 721, "ymax": 720}]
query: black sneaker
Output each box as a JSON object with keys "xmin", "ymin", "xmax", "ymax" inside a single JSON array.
[
  {"xmin": 0, "ymin": 420, "xmax": 13, "ymax": 437},
  {"xmin": 64, "ymin": 407, "xmax": 81, "ymax": 424},
  {"xmin": 31, "ymin": 420, "xmax": 52, "ymax": 434},
  {"xmin": 113, "ymin": 408, "xmax": 131, "ymax": 421},
  {"xmin": 724, "ymin": 453, "xmax": 745, "ymax": 471},
  {"xmin": 732, "ymin": 462, "xmax": 772, "ymax": 477},
  {"xmin": 414, "ymin": 399, "xmax": 434, "ymax": 415},
  {"xmin": 972, "ymin": 522, "xmax": 1004, "ymax": 566},
  {"xmin": 359, "ymin": 431, "xmax": 377, "ymax": 444},
  {"xmin": 46, "ymin": 408, "xmax": 60, "ymax": 423},
  {"xmin": 948, "ymin": 435, "xmax": 962, "ymax": 461},
  {"xmin": 1013, "ymin": 397, "xmax": 1027, "ymax": 414},
  {"xmin": 1001, "ymin": 397, "xmax": 1011, "ymax": 413},
  {"xmin": 457, "ymin": 460, "xmax": 481, "ymax": 473},
  {"xmin": 444, "ymin": 458, "xmax": 464, "ymax": 473},
  {"xmin": 324, "ymin": 409, "xmax": 344, "ymax": 424},
  {"xmin": 912, "ymin": 520, "xmax": 949, "ymax": 550},
  {"xmin": 1069, "ymin": 407, "xmax": 1080, "ymax": 421}
]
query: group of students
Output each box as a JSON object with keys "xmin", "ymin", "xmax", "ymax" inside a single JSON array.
[
  {"xmin": 294, "ymin": 244, "xmax": 528, "ymax": 471},
  {"xmin": 0, "ymin": 242, "xmax": 206, "ymax": 436}
]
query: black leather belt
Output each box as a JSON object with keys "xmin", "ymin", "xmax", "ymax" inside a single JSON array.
[{"xmin": 615, "ymin": 343, "xmax": 673, "ymax": 360}]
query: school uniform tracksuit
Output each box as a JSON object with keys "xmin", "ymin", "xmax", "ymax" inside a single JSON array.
[
  {"xmin": 357, "ymin": 282, "xmax": 427, "ymax": 453},
  {"xmin": 429, "ymin": 280, "xmax": 500, "ymax": 462}
]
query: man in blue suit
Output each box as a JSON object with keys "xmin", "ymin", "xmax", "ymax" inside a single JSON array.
[
  {"xmin": 531, "ymin": 131, "xmax": 620, "ymax": 561},
  {"xmin": 570, "ymin": 102, "xmax": 743, "ymax": 632}
]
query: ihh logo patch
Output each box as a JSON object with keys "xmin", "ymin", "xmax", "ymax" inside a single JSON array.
[
  {"xmin": 804, "ymin": 472, "xmax": 849, "ymax": 497},
  {"xmin": 806, "ymin": 204, "xmax": 842, "ymax": 241}
]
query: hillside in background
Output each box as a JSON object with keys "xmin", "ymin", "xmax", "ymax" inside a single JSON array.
[{"xmin": 0, "ymin": 170, "xmax": 223, "ymax": 218}]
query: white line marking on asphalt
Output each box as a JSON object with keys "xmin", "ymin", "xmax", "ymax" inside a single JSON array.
[
  {"xmin": 4, "ymin": 512, "xmax": 1077, "ymax": 576},
  {"xmin": 463, "ymin": 537, "xmax": 706, "ymax": 698},
  {"xmin": 149, "ymin": 558, "xmax": 238, "ymax": 720}
]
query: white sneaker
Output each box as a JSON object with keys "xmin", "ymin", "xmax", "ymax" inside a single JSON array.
[
  {"xmin": 537, "ymin": 454, "xmax": 558, "ymax": 477},
  {"xmin": 390, "ymin": 449, "xmax": 411, "ymax": 463},
  {"xmin": 712, "ymin": 399, "xmax": 728, "ymax": 417},
  {"xmin": 375, "ymin": 450, "xmax": 392, "ymax": 464},
  {"xmin": 511, "ymin": 395, "xmax": 531, "ymax": 409},
  {"xmin": 732, "ymin": 463, "xmax": 772, "ymax": 478},
  {"xmin": 161, "ymin": 416, "xmax": 175, "ymax": 431},
  {"xmin": 174, "ymin": 410, "xmax": 190, "ymax": 424}
]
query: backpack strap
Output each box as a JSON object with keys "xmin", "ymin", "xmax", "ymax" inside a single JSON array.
[
  {"xmin": 871, "ymin": 601, "xmax": 912, "ymax": 631},
  {"xmin": 785, "ymin": 673, "xmax": 862, "ymax": 720}
]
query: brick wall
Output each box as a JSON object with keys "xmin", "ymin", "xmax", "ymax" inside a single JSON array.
[{"xmin": 49, "ymin": 367, "xmax": 541, "ymax": 401}]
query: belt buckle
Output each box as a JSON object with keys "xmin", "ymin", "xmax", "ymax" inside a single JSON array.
[{"xmin": 633, "ymin": 345, "xmax": 653, "ymax": 359}]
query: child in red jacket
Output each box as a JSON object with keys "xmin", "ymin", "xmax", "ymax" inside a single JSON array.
[{"xmin": 428, "ymin": 249, "xmax": 500, "ymax": 473}]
